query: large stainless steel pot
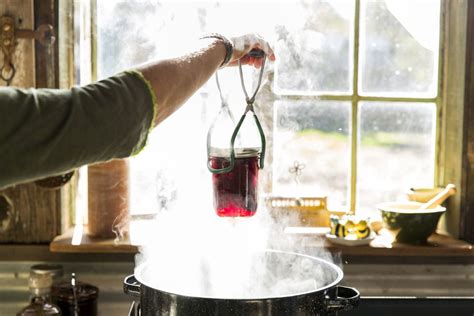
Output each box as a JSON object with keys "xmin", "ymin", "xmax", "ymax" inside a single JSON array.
[{"xmin": 124, "ymin": 250, "xmax": 359, "ymax": 316}]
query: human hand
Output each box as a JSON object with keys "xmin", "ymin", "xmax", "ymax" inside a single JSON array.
[{"xmin": 227, "ymin": 34, "xmax": 276, "ymax": 68}]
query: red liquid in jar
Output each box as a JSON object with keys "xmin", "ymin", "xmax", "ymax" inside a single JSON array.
[{"xmin": 210, "ymin": 154, "xmax": 259, "ymax": 217}]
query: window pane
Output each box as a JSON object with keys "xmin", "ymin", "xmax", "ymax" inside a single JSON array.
[
  {"xmin": 97, "ymin": 1, "xmax": 159, "ymax": 79},
  {"xmin": 129, "ymin": 93, "xmax": 209, "ymax": 215},
  {"xmin": 273, "ymin": 100, "xmax": 351, "ymax": 209},
  {"xmin": 360, "ymin": 0, "xmax": 440, "ymax": 96},
  {"xmin": 357, "ymin": 102, "xmax": 436, "ymax": 216},
  {"xmin": 274, "ymin": 0, "xmax": 354, "ymax": 95},
  {"xmin": 97, "ymin": 1, "xmax": 205, "ymax": 214}
]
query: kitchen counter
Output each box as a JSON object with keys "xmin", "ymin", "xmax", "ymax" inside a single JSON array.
[{"xmin": 340, "ymin": 297, "xmax": 474, "ymax": 316}]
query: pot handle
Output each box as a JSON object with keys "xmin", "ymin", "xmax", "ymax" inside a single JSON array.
[
  {"xmin": 324, "ymin": 285, "xmax": 360, "ymax": 312},
  {"xmin": 128, "ymin": 301, "xmax": 141, "ymax": 316},
  {"xmin": 123, "ymin": 275, "xmax": 141, "ymax": 298}
]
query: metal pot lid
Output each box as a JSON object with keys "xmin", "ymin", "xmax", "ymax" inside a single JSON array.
[{"xmin": 134, "ymin": 249, "xmax": 343, "ymax": 300}]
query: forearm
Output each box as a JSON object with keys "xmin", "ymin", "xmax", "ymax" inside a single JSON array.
[{"xmin": 136, "ymin": 39, "xmax": 225, "ymax": 126}]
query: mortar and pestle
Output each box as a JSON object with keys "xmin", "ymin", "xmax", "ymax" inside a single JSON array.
[{"xmin": 376, "ymin": 184, "xmax": 456, "ymax": 244}]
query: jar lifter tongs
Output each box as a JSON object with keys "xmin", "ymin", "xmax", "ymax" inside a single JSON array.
[{"xmin": 207, "ymin": 50, "xmax": 267, "ymax": 174}]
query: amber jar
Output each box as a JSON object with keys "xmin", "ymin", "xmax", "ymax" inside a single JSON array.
[
  {"xmin": 87, "ymin": 159, "xmax": 129, "ymax": 238},
  {"xmin": 18, "ymin": 273, "xmax": 62, "ymax": 316}
]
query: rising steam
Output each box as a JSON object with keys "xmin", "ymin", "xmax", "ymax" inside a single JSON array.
[
  {"xmin": 134, "ymin": 202, "xmax": 337, "ymax": 298},
  {"xmin": 94, "ymin": 0, "xmax": 342, "ymax": 298}
]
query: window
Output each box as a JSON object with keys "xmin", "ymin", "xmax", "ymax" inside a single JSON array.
[
  {"xmin": 82, "ymin": 0, "xmax": 445, "ymax": 219},
  {"xmin": 272, "ymin": 0, "xmax": 441, "ymax": 216}
]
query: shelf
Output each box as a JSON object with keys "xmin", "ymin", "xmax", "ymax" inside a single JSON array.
[
  {"xmin": 327, "ymin": 230, "xmax": 474, "ymax": 257},
  {"xmin": 49, "ymin": 215, "xmax": 157, "ymax": 253},
  {"xmin": 288, "ymin": 227, "xmax": 474, "ymax": 261},
  {"xmin": 0, "ymin": 244, "xmax": 135, "ymax": 261},
  {"xmin": 49, "ymin": 226, "xmax": 137, "ymax": 253},
  {"xmin": 49, "ymin": 223, "xmax": 474, "ymax": 261}
]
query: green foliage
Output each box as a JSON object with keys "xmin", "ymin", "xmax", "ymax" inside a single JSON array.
[
  {"xmin": 296, "ymin": 129, "xmax": 424, "ymax": 148},
  {"xmin": 297, "ymin": 129, "xmax": 347, "ymax": 142}
]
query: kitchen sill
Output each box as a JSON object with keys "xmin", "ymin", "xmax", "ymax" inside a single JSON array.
[{"xmin": 48, "ymin": 224, "xmax": 474, "ymax": 264}]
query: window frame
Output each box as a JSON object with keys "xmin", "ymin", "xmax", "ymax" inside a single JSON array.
[
  {"xmin": 460, "ymin": 0, "xmax": 474, "ymax": 243},
  {"xmin": 268, "ymin": 0, "xmax": 444, "ymax": 213},
  {"xmin": 78, "ymin": 0, "xmax": 470, "ymax": 240}
]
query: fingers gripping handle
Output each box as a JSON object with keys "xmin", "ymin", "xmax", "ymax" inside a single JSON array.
[{"xmin": 248, "ymin": 49, "xmax": 265, "ymax": 58}]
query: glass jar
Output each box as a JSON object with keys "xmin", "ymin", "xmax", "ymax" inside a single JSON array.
[
  {"xmin": 207, "ymin": 57, "xmax": 266, "ymax": 217},
  {"xmin": 30, "ymin": 264, "xmax": 64, "ymax": 285},
  {"xmin": 17, "ymin": 274, "xmax": 62, "ymax": 316},
  {"xmin": 209, "ymin": 148, "xmax": 260, "ymax": 217}
]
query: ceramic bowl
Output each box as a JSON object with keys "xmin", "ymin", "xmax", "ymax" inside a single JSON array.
[{"xmin": 376, "ymin": 201, "xmax": 446, "ymax": 245}]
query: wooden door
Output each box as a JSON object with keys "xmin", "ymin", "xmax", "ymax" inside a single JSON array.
[{"xmin": 0, "ymin": 0, "xmax": 73, "ymax": 243}]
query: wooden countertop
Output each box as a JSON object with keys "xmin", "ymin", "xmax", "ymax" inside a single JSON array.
[
  {"xmin": 328, "ymin": 231, "xmax": 474, "ymax": 257},
  {"xmin": 50, "ymin": 224, "xmax": 474, "ymax": 261},
  {"xmin": 49, "ymin": 226, "xmax": 137, "ymax": 253},
  {"xmin": 285, "ymin": 227, "xmax": 474, "ymax": 257}
]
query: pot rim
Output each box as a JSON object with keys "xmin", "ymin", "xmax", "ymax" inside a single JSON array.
[{"xmin": 133, "ymin": 249, "xmax": 343, "ymax": 301}]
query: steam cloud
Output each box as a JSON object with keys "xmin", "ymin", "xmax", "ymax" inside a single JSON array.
[
  {"xmin": 94, "ymin": 0, "xmax": 343, "ymax": 298},
  {"xmin": 133, "ymin": 182, "xmax": 337, "ymax": 298}
]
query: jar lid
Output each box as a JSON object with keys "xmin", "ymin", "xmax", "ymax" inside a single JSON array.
[
  {"xmin": 30, "ymin": 264, "xmax": 64, "ymax": 280},
  {"xmin": 210, "ymin": 147, "xmax": 260, "ymax": 158},
  {"xmin": 52, "ymin": 281, "xmax": 99, "ymax": 303}
]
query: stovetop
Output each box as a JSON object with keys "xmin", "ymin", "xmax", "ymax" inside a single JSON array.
[{"xmin": 340, "ymin": 297, "xmax": 474, "ymax": 316}]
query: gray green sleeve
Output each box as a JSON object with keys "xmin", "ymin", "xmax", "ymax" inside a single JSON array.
[{"xmin": 0, "ymin": 71, "xmax": 156, "ymax": 189}]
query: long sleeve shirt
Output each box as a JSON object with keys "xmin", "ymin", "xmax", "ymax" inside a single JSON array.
[{"xmin": 0, "ymin": 71, "xmax": 156, "ymax": 189}]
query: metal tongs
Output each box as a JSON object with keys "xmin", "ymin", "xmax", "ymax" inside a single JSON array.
[{"xmin": 207, "ymin": 49, "xmax": 267, "ymax": 174}]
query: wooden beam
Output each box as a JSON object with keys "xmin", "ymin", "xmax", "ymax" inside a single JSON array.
[
  {"xmin": 461, "ymin": 0, "xmax": 474, "ymax": 243},
  {"xmin": 34, "ymin": 0, "xmax": 58, "ymax": 88},
  {"xmin": 0, "ymin": 244, "xmax": 135, "ymax": 262}
]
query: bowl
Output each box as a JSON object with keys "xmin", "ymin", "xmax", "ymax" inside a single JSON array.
[
  {"xmin": 376, "ymin": 201, "xmax": 446, "ymax": 245},
  {"xmin": 406, "ymin": 187, "xmax": 444, "ymax": 203}
]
